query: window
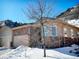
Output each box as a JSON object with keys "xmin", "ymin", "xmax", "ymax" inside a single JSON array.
[
  {"xmin": 64, "ymin": 28, "xmax": 67, "ymax": 33},
  {"xmin": 77, "ymin": 32, "xmax": 79, "ymax": 36},
  {"xmin": 64, "ymin": 28, "xmax": 67, "ymax": 37},
  {"xmin": 71, "ymin": 29, "xmax": 74, "ymax": 37},
  {"xmin": 43, "ymin": 25, "xmax": 57, "ymax": 37},
  {"xmin": 51, "ymin": 25, "xmax": 57, "ymax": 37},
  {"xmin": 43, "ymin": 25, "xmax": 49, "ymax": 36}
]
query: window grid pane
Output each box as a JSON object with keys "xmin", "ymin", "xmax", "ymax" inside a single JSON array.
[{"xmin": 43, "ymin": 25, "xmax": 57, "ymax": 37}]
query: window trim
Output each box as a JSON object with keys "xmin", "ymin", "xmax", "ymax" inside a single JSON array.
[{"xmin": 51, "ymin": 25, "xmax": 57, "ymax": 37}]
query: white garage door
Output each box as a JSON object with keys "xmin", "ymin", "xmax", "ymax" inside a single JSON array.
[{"xmin": 13, "ymin": 35, "xmax": 30, "ymax": 47}]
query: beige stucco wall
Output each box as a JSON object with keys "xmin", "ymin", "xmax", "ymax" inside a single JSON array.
[
  {"xmin": 13, "ymin": 34, "xmax": 30, "ymax": 47},
  {"xmin": 1, "ymin": 26, "xmax": 12, "ymax": 48}
]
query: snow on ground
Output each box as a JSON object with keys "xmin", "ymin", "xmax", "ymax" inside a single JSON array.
[
  {"xmin": 55, "ymin": 44, "xmax": 79, "ymax": 56},
  {"xmin": 0, "ymin": 45, "xmax": 79, "ymax": 59},
  {"xmin": 0, "ymin": 47, "xmax": 11, "ymax": 55}
]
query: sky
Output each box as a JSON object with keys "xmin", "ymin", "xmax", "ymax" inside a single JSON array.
[{"xmin": 0, "ymin": 0, "xmax": 79, "ymax": 23}]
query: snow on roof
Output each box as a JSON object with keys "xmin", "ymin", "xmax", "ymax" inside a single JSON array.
[
  {"xmin": 0, "ymin": 21, "xmax": 5, "ymax": 26},
  {"xmin": 68, "ymin": 19, "xmax": 79, "ymax": 28}
]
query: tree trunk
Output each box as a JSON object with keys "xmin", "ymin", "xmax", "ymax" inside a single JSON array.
[{"xmin": 41, "ymin": 23, "xmax": 46, "ymax": 57}]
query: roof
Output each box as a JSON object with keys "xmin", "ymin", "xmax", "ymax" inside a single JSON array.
[
  {"xmin": 55, "ymin": 19, "xmax": 79, "ymax": 29},
  {"xmin": 12, "ymin": 19, "xmax": 79, "ymax": 31},
  {"xmin": 12, "ymin": 24, "xmax": 40, "ymax": 30},
  {"xmin": 0, "ymin": 21, "xmax": 5, "ymax": 27}
]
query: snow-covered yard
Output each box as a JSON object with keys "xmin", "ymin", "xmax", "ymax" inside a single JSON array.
[
  {"xmin": 0, "ymin": 47, "xmax": 11, "ymax": 55},
  {"xmin": 0, "ymin": 44, "xmax": 79, "ymax": 59}
]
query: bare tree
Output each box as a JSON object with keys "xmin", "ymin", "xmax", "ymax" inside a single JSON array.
[{"xmin": 23, "ymin": 0, "xmax": 54, "ymax": 57}]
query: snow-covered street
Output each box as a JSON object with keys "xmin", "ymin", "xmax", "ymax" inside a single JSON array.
[{"xmin": 0, "ymin": 44, "xmax": 79, "ymax": 59}]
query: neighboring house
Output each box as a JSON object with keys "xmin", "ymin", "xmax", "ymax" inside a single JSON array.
[
  {"xmin": 12, "ymin": 19, "xmax": 79, "ymax": 48},
  {"xmin": 0, "ymin": 22, "xmax": 12, "ymax": 48}
]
